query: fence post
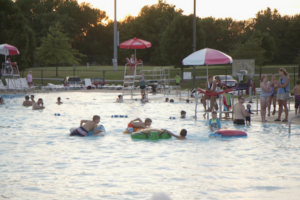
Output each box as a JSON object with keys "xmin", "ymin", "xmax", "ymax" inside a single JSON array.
[
  {"xmin": 103, "ymin": 71, "xmax": 106, "ymax": 80},
  {"xmin": 73, "ymin": 68, "xmax": 75, "ymax": 77},
  {"xmin": 41, "ymin": 70, "xmax": 43, "ymax": 85},
  {"xmin": 294, "ymin": 67, "xmax": 296, "ymax": 87}
]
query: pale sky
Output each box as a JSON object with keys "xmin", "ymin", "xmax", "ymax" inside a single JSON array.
[{"xmin": 78, "ymin": 0, "xmax": 300, "ymax": 21}]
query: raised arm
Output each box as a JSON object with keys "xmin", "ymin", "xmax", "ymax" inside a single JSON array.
[
  {"xmin": 163, "ymin": 129, "xmax": 181, "ymax": 139},
  {"xmin": 130, "ymin": 118, "xmax": 142, "ymax": 123}
]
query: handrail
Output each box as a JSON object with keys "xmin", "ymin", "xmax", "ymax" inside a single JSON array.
[{"xmin": 288, "ymin": 113, "xmax": 300, "ymax": 134}]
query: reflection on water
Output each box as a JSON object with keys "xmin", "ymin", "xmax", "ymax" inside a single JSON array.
[{"xmin": 0, "ymin": 92, "xmax": 300, "ymax": 199}]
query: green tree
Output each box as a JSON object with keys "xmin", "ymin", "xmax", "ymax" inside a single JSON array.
[
  {"xmin": 251, "ymin": 30, "xmax": 275, "ymax": 65},
  {"xmin": 230, "ymin": 38, "xmax": 266, "ymax": 67},
  {"xmin": 36, "ymin": 22, "xmax": 83, "ymax": 76},
  {"xmin": 160, "ymin": 15, "xmax": 205, "ymax": 76},
  {"xmin": 295, "ymin": 51, "xmax": 300, "ymax": 64},
  {"xmin": 0, "ymin": 0, "xmax": 36, "ymax": 69}
]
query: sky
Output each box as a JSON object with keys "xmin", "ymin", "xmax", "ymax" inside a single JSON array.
[{"xmin": 77, "ymin": 0, "xmax": 300, "ymax": 21}]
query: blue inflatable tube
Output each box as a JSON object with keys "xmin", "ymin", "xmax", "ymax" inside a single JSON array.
[{"xmin": 70, "ymin": 125, "xmax": 106, "ymax": 136}]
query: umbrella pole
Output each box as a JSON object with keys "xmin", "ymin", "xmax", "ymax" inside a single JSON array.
[
  {"xmin": 206, "ymin": 65, "xmax": 208, "ymax": 81},
  {"xmin": 135, "ymin": 49, "xmax": 136, "ymax": 58}
]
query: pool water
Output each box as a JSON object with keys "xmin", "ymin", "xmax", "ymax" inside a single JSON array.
[{"xmin": 1, "ymin": 92, "xmax": 300, "ymax": 200}]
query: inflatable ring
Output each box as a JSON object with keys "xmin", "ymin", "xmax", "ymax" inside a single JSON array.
[
  {"xmin": 131, "ymin": 131, "xmax": 171, "ymax": 140},
  {"xmin": 209, "ymin": 129, "xmax": 247, "ymax": 137},
  {"xmin": 70, "ymin": 125, "xmax": 106, "ymax": 136}
]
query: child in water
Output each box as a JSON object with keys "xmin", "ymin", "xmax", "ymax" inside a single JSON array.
[
  {"xmin": 56, "ymin": 97, "xmax": 63, "ymax": 105},
  {"xmin": 245, "ymin": 104, "xmax": 254, "ymax": 125},
  {"xmin": 70, "ymin": 115, "xmax": 103, "ymax": 137},
  {"xmin": 209, "ymin": 111, "xmax": 221, "ymax": 131},
  {"xmin": 162, "ymin": 129, "xmax": 187, "ymax": 140},
  {"xmin": 180, "ymin": 110, "xmax": 186, "ymax": 118},
  {"xmin": 126, "ymin": 118, "xmax": 152, "ymax": 133},
  {"xmin": 116, "ymin": 95, "xmax": 123, "ymax": 103}
]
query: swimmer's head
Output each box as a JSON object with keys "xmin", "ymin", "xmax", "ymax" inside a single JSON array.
[
  {"xmin": 180, "ymin": 129, "xmax": 187, "ymax": 137},
  {"xmin": 170, "ymin": 99, "xmax": 174, "ymax": 103},
  {"xmin": 145, "ymin": 118, "xmax": 152, "ymax": 126},
  {"xmin": 186, "ymin": 99, "xmax": 189, "ymax": 103},
  {"xmin": 0, "ymin": 97, "xmax": 3, "ymax": 102},
  {"xmin": 38, "ymin": 98, "xmax": 43, "ymax": 103},
  {"xmin": 31, "ymin": 95, "xmax": 34, "ymax": 98},
  {"xmin": 118, "ymin": 95, "xmax": 122, "ymax": 99},
  {"xmin": 165, "ymin": 98, "xmax": 169, "ymax": 102},
  {"xmin": 57, "ymin": 97, "xmax": 61, "ymax": 101},
  {"xmin": 93, "ymin": 115, "xmax": 100, "ymax": 124},
  {"xmin": 181, "ymin": 110, "xmax": 186, "ymax": 118},
  {"xmin": 212, "ymin": 111, "xmax": 217, "ymax": 119},
  {"xmin": 297, "ymin": 79, "xmax": 300, "ymax": 85},
  {"xmin": 25, "ymin": 95, "xmax": 29, "ymax": 100}
]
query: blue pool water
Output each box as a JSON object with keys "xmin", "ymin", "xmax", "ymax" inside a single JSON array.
[{"xmin": 0, "ymin": 92, "xmax": 300, "ymax": 199}]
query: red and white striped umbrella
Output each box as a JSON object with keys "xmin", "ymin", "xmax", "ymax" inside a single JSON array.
[
  {"xmin": 0, "ymin": 44, "xmax": 20, "ymax": 56},
  {"xmin": 119, "ymin": 37, "xmax": 152, "ymax": 49}
]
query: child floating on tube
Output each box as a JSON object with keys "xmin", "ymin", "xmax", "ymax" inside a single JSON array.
[
  {"xmin": 70, "ymin": 115, "xmax": 103, "ymax": 137},
  {"xmin": 126, "ymin": 118, "xmax": 152, "ymax": 133}
]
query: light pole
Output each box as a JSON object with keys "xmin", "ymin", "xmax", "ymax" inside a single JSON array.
[
  {"xmin": 192, "ymin": 0, "xmax": 196, "ymax": 89},
  {"xmin": 113, "ymin": 0, "xmax": 118, "ymax": 71}
]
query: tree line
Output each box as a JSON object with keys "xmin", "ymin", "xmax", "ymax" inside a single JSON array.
[{"xmin": 1, "ymin": 0, "xmax": 300, "ymax": 70}]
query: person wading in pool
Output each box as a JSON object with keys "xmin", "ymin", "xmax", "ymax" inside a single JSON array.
[
  {"xmin": 139, "ymin": 73, "xmax": 147, "ymax": 99},
  {"xmin": 233, "ymin": 95, "xmax": 249, "ymax": 125},
  {"xmin": 202, "ymin": 75, "xmax": 218, "ymax": 118},
  {"xmin": 23, "ymin": 95, "xmax": 33, "ymax": 106},
  {"xmin": 56, "ymin": 97, "xmax": 63, "ymax": 105},
  {"xmin": 32, "ymin": 98, "xmax": 45, "ymax": 110},
  {"xmin": 260, "ymin": 74, "xmax": 271, "ymax": 122}
]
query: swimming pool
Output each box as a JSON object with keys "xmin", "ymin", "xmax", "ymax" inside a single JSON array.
[{"xmin": 0, "ymin": 92, "xmax": 300, "ymax": 199}]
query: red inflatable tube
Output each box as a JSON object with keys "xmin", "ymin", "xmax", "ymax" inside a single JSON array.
[
  {"xmin": 215, "ymin": 129, "xmax": 247, "ymax": 137},
  {"xmin": 197, "ymin": 88, "xmax": 233, "ymax": 96}
]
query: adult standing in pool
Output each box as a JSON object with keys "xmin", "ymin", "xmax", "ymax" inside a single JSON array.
[
  {"xmin": 268, "ymin": 74, "xmax": 278, "ymax": 116},
  {"xmin": 233, "ymin": 95, "xmax": 250, "ymax": 125},
  {"xmin": 139, "ymin": 73, "xmax": 147, "ymax": 98},
  {"xmin": 260, "ymin": 74, "xmax": 271, "ymax": 122},
  {"xmin": 275, "ymin": 68, "xmax": 290, "ymax": 122},
  {"xmin": 32, "ymin": 98, "xmax": 45, "ymax": 110}
]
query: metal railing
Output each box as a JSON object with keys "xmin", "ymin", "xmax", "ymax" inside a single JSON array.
[{"xmin": 288, "ymin": 113, "xmax": 300, "ymax": 134}]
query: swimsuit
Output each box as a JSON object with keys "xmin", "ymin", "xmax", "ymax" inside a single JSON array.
[
  {"xmin": 209, "ymin": 118, "xmax": 221, "ymax": 131},
  {"xmin": 233, "ymin": 119, "xmax": 245, "ymax": 125},
  {"xmin": 71, "ymin": 127, "xmax": 88, "ymax": 137},
  {"xmin": 295, "ymin": 95, "xmax": 300, "ymax": 109}
]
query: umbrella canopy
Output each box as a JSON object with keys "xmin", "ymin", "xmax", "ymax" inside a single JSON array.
[
  {"xmin": 0, "ymin": 44, "xmax": 20, "ymax": 56},
  {"xmin": 182, "ymin": 48, "xmax": 232, "ymax": 79},
  {"xmin": 119, "ymin": 37, "xmax": 152, "ymax": 49},
  {"xmin": 182, "ymin": 48, "xmax": 232, "ymax": 65}
]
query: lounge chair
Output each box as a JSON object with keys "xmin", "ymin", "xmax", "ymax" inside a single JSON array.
[
  {"xmin": 84, "ymin": 78, "xmax": 96, "ymax": 89},
  {"xmin": 0, "ymin": 80, "xmax": 7, "ymax": 91}
]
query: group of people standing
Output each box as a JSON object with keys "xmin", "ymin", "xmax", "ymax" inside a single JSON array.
[
  {"xmin": 202, "ymin": 68, "xmax": 300, "ymax": 125},
  {"xmin": 260, "ymin": 68, "xmax": 300, "ymax": 122}
]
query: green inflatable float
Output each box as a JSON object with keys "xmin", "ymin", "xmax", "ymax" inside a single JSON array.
[{"xmin": 131, "ymin": 131, "xmax": 172, "ymax": 140}]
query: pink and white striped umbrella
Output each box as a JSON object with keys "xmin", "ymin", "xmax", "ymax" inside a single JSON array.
[
  {"xmin": 182, "ymin": 48, "xmax": 232, "ymax": 66},
  {"xmin": 182, "ymin": 48, "xmax": 232, "ymax": 79},
  {"xmin": 0, "ymin": 44, "xmax": 20, "ymax": 56}
]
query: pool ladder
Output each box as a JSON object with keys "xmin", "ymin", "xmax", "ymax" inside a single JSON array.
[{"xmin": 288, "ymin": 113, "xmax": 300, "ymax": 134}]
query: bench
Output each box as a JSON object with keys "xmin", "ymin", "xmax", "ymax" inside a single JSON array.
[{"xmin": 233, "ymin": 83, "xmax": 249, "ymax": 96}]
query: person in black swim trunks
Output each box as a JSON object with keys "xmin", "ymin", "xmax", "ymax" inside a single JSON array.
[
  {"xmin": 233, "ymin": 95, "xmax": 250, "ymax": 125},
  {"xmin": 139, "ymin": 73, "xmax": 147, "ymax": 98}
]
